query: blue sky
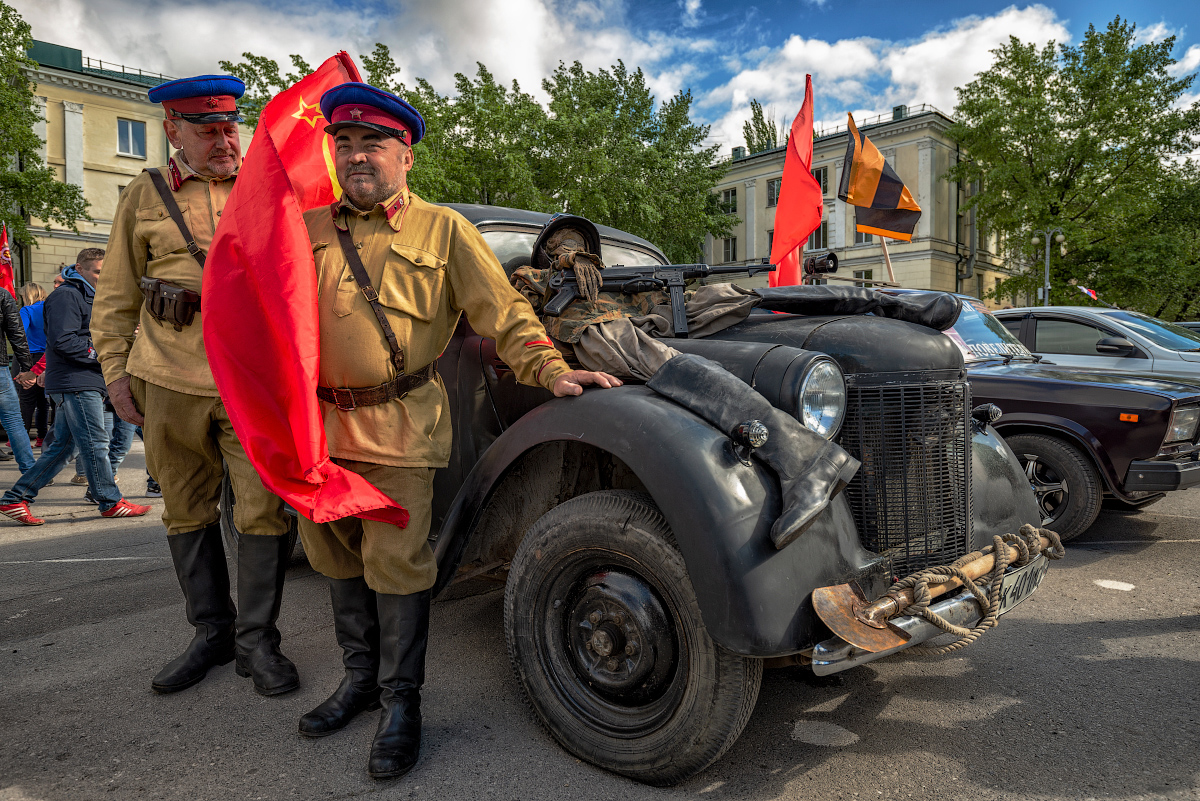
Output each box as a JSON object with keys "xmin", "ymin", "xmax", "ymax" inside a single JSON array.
[{"xmin": 18, "ymin": 0, "xmax": 1200, "ymax": 151}]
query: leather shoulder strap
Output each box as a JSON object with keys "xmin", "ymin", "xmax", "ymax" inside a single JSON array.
[
  {"xmin": 146, "ymin": 168, "xmax": 205, "ymax": 268},
  {"xmin": 335, "ymin": 224, "xmax": 405, "ymax": 372}
]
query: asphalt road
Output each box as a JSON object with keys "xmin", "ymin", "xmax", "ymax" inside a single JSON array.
[{"xmin": 1, "ymin": 444, "xmax": 1197, "ymax": 801}]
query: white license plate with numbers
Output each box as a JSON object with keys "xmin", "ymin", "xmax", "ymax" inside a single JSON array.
[{"xmin": 996, "ymin": 554, "xmax": 1049, "ymax": 615}]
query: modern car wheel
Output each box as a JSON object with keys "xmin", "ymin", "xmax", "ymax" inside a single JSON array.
[
  {"xmin": 503, "ymin": 490, "xmax": 762, "ymax": 786},
  {"xmin": 219, "ymin": 472, "xmax": 300, "ymax": 560},
  {"xmin": 1006, "ymin": 433, "xmax": 1101, "ymax": 542}
]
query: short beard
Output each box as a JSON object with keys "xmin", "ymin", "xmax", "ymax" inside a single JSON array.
[
  {"xmin": 343, "ymin": 173, "xmax": 401, "ymax": 211},
  {"xmin": 206, "ymin": 152, "xmax": 238, "ymax": 177}
]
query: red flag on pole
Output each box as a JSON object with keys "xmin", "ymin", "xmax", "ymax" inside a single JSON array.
[
  {"xmin": 0, "ymin": 225, "xmax": 17, "ymax": 299},
  {"xmin": 203, "ymin": 53, "xmax": 411, "ymax": 528},
  {"xmin": 768, "ymin": 75, "xmax": 824, "ymax": 287}
]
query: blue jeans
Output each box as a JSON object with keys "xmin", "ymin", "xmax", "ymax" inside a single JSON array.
[
  {"xmin": 0, "ymin": 371, "xmax": 35, "ymax": 472},
  {"xmin": 73, "ymin": 412, "xmax": 135, "ymax": 477},
  {"xmin": 2, "ymin": 390, "xmax": 122, "ymax": 511}
]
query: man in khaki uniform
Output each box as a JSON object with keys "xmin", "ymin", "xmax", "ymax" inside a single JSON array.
[
  {"xmin": 91, "ymin": 75, "xmax": 298, "ymax": 698},
  {"xmin": 295, "ymin": 82, "xmax": 619, "ymax": 780}
]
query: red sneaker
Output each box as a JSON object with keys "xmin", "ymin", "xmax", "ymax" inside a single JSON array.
[
  {"xmin": 33, "ymin": 438, "xmax": 43, "ymax": 448},
  {"xmin": 0, "ymin": 502, "xmax": 44, "ymax": 526},
  {"xmin": 100, "ymin": 498, "xmax": 151, "ymax": 518}
]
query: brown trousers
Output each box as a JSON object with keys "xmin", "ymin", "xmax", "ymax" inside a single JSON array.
[
  {"xmin": 130, "ymin": 377, "xmax": 287, "ymax": 537},
  {"xmin": 296, "ymin": 459, "xmax": 436, "ymax": 595}
]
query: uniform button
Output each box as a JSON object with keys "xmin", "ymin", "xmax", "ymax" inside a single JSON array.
[
  {"xmin": 356, "ymin": 243, "xmax": 363, "ymax": 250},
  {"xmin": 217, "ymin": 211, "xmax": 222, "ymax": 216}
]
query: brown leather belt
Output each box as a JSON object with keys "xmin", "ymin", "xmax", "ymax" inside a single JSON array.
[{"xmin": 317, "ymin": 363, "xmax": 438, "ymax": 411}]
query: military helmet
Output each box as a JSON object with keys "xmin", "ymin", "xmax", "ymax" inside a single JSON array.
[{"xmin": 532, "ymin": 213, "xmax": 602, "ymax": 272}]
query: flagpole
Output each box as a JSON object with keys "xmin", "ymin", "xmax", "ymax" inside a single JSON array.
[{"xmin": 879, "ymin": 238, "xmax": 896, "ymax": 285}]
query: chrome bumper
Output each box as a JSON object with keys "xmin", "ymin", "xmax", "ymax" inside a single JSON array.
[{"xmin": 808, "ymin": 589, "xmax": 984, "ymax": 676}]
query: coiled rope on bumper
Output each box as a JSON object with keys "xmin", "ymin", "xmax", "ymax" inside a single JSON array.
[{"xmin": 885, "ymin": 524, "xmax": 1065, "ymax": 656}]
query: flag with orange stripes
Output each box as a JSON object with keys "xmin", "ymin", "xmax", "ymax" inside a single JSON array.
[{"xmin": 837, "ymin": 114, "xmax": 921, "ymax": 241}]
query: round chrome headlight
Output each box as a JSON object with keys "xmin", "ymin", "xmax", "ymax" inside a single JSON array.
[{"xmin": 800, "ymin": 358, "xmax": 846, "ymax": 439}]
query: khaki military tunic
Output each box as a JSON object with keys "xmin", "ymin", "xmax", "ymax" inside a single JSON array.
[
  {"xmin": 298, "ymin": 189, "xmax": 572, "ymax": 594},
  {"xmin": 93, "ymin": 154, "xmax": 230, "ymax": 396}
]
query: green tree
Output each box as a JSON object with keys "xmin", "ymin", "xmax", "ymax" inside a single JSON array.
[
  {"xmin": 743, "ymin": 99, "xmax": 781, "ymax": 154},
  {"xmin": 0, "ymin": 1, "xmax": 89, "ymax": 246},
  {"xmin": 947, "ymin": 17, "xmax": 1200, "ymax": 310},
  {"xmin": 217, "ymin": 53, "xmax": 313, "ymax": 127}
]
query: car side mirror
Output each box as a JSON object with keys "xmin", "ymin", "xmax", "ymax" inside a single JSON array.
[{"xmin": 1095, "ymin": 336, "xmax": 1136, "ymax": 356}]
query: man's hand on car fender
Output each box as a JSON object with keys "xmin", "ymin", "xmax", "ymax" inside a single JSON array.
[
  {"xmin": 108, "ymin": 376, "xmax": 145, "ymax": 426},
  {"xmin": 552, "ymin": 370, "xmax": 623, "ymax": 397}
]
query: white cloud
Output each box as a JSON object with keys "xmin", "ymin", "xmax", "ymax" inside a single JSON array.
[
  {"xmin": 1171, "ymin": 44, "xmax": 1200, "ymax": 77},
  {"xmin": 680, "ymin": 0, "xmax": 702, "ymax": 28},
  {"xmin": 1133, "ymin": 21, "xmax": 1177, "ymax": 45},
  {"xmin": 701, "ymin": 4, "xmax": 1070, "ymax": 150}
]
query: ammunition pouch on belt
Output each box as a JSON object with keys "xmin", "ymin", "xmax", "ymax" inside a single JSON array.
[
  {"xmin": 140, "ymin": 276, "xmax": 201, "ymax": 332},
  {"xmin": 316, "ymin": 363, "xmax": 439, "ymax": 411}
]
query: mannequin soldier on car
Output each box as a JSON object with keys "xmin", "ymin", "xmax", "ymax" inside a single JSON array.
[{"xmin": 91, "ymin": 75, "xmax": 298, "ymax": 698}]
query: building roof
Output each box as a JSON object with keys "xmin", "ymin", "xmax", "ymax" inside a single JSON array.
[{"xmin": 28, "ymin": 40, "xmax": 173, "ymax": 89}]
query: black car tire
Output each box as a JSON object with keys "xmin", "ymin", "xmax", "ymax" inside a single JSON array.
[
  {"xmin": 1007, "ymin": 433, "xmax": 1101, "ymax": 542},
  {"xmin": 219, "ymin": 472, "xmax": 300, "ymax": 561},
  {"xmin": 503, "ymin": 490, "xmax": 762, "ymax": 786}
]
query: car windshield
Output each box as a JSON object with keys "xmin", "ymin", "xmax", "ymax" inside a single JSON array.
[
  {"xmin": 1097, "ymin": 310, "xmax": 1200, "ymax": 351},
  {"xmin": 943, "ymin": 299, "xmax": 1035, "ymax": 362},
  {"xmin": 482, "ymin": 230, "xmax": 664, "ymax": 275}
]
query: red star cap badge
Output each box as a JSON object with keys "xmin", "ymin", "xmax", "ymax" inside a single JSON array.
[
  {"xmin": 350, "ymin": 107, "xmax": 363, "ymax": 120},
  {"xmin": 206, "ymin": 96, "xmax": 219, "ymax": 109}
]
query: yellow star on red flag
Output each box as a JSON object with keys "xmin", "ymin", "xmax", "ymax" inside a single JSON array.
[{"xmin": 291, "ymin": 97, "xmax": 324, "ymax": 128}]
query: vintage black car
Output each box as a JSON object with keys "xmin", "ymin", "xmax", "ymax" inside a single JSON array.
[
  {"xmin": 225, "ymin": 208, "xmax": 1047, "ymax": 786},
  {"xmin": 891, "ymin": 291, "xmax": 1200, "ymax": 541}
]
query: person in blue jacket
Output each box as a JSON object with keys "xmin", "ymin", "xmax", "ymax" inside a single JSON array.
[{"xmin": 17, "ymin": 283, "xmax": 49, "ymax": 446}]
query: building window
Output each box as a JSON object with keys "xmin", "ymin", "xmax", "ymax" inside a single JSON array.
[
  {"xmin": 722, "ymin": 237, "xmax": 737, "ymax": 263},
  {"xmin": 812, "ymin": 166, "xmax": 828, "ymax": 194},
  {"xmin": 720, "ymin": 188, "xmax": 737, "ymax": 214},
  {"xmin": 766, "ymin": 178, "xmax": 781, "ymax": 207},
  {"xmin": 767, "ymin": 229, "xmax": 774, "ymax": 254},
  {"xmin": 117, "ymin": 185, "xmax": 126, "ymax": 203},
  {"xmin": 854, "ymin": 229, "xmax": 874, "ymax": 245},
  {"xmin": 807, "ymin": 221, "xmax": 827, "ymax": 250},
  {"xmin": 853, "ymin": 269, "xmax": 873, "ymax": 288},
  {"xmin": 117, "ymin": 118, "xmax": 146, "ymax": 158}
]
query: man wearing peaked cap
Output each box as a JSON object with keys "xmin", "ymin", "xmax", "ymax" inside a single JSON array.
[
  {"xmin": 91, "ymin": 74, "xmax": 298, "ymax": 699},
  {"xmin": 296, "ymin": 82, "xmax": 620, "ymax": 779}
]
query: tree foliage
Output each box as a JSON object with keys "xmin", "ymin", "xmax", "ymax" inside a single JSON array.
[
  {"xmin": 221, "ymin": 46, "xmax": 730, "ymax": 262},
  {"xmin": 743, "ymin": 99, "xmax": 781, "ymax": 154},
  {"xmin": 0, "ymin": 1, "xmax": 89, "ymax": 246},
  {"xmin": 217, "ymin": 52, "xmax": 313, "ymax": 127},
  {"xmin": 947, "ymin": 17, "xmax": 1200, "ymax": 314}
]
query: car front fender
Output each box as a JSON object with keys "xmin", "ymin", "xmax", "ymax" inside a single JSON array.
[{"xmin": 432, "ymin": 385, "xmax": 886, "ymax": 657}]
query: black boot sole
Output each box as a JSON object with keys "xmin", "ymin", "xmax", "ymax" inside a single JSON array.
[
  {"xmin": 367, "ymin": 760, "xmax": 417, "ymax": 780},
  {"xmin": 151, "ymin": 651, "xmax": 234, "ymax": 694},
  {"xmin": 235, "ymin": 663, "xmax": 300, "ymax": 696},
  {"xmin": 299, "ymin": 699, "xmax": 383, "ymax": 738}
]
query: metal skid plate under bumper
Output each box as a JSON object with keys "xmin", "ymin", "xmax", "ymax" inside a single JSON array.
[{"xmin": 807, "ymin": 554, "xmax": 1051, "ymax": 676}]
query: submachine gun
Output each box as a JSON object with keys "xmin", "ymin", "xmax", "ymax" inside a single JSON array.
[{"xmin": 543, "ymin": 262, "xmax": 777, "ymax": 338}]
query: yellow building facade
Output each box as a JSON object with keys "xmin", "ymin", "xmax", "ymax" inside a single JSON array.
[
  {"xmin": 19, "ymin": 40, "xmax": 252, "ymax": 287},
  {"xmin": 707, "ymin": 106, "xmax": 1014, "ymax": 306}
]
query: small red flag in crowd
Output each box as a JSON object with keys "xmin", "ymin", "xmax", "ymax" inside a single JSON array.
[
  {"xmin": 768, "ymin": 75, "xmax": 825, "ymax": 287},
  {"xmin": 1078, "ymin": 286, "xmax": 1099, "ymax": 301},
  {"xmin": 0, "ymin": 224, "xmax": 17, "ymax": 299},
  {"xmin": 203, "ymin": 53, "xmax": 411, "ymax": 528}
]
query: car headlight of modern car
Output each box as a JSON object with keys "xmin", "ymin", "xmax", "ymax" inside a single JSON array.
[
  {"xmin": 1166, "ymin": 405, "xmax": 1200, "ymax": 443},
  {"xmin": 800, "ymin": 358, "xmax": 847, "ymax": 440}
]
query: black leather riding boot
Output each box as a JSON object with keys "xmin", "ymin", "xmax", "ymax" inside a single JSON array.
[
  {"xmin": 367, "ymin": 590, "xmax": 430, "ymax": 780},
  {"xmin": 233, "ymin": 533, "xmax": 300, "ymax": 696},
  {"xmin": 299, "ymin": 576, "xmax": 382, "ymax": 737},
  {"xmin": 152, "ymin": 525, "xmax": 236, "ymax": 693},
  {"xmin": 647, "ymin": 354, "xmax": 860, "ymax": 549}
]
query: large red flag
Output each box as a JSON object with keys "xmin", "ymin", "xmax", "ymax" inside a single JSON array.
[
  {"xmin": 0, "ymin": 225, "xmax": 16, "ymax": 299},
  {"xmin": 203, "ymin": 53, "xmax": 411, "ymax": 528},
  {"xmin": 768, "ymin": 75, "xmax": 824, "ymax": 287}
]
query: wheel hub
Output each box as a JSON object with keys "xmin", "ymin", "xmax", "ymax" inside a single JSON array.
[
  {"xmin": 1023, "ymin": 454, "xmax": 1068, "ymax": 525},
  {"xmin": 566, "ymin": 569, "xmax": 675, "ymax": 704}
]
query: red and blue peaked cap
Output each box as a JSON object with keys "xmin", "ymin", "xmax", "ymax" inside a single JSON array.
[
  {"xmin": 147, "ymin": 75, "xmax": 245, "ymax": 123},
  {"xmin": 319, "ymin": 83, "xmax": 425, "ymax": 146}
]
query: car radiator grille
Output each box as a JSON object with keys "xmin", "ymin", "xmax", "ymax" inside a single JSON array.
[{"xmin": 837, "ymin": 376, "xmax": 972, "ymax": 579}]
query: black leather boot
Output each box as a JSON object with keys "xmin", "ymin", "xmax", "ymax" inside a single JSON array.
[
  {"xmin": 233, "ymin": 533, "xmax": 299, "ymax": 696},
  {"xmin": 152, "ymin": 525, "xmax": 236, "ymax": 693},
  {"xmin": 647, "ymin": 354, "xmax": 860, "ymax": 549},
  {"xmin": 367, "ymin": 590, "xmax": 430, "ymax": 780},
  {"xmin": 299, "ymin": 576, "xmax": 382, "ymax": 737}
]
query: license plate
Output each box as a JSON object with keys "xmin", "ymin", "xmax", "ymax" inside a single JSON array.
[{"xmin": 995, "ymin": 554, "xmax": 1049, "ymax": 615}]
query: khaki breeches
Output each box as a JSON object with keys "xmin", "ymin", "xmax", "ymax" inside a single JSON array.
[
  {"xmin": 296, "ymin": 459, "xmax": 436, "ymax": 596},
  {"xmin": 130, "ymin": 376, "xmax": 287, "ymax": 538}
]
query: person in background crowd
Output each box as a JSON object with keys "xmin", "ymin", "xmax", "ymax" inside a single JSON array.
[
  {"xmin": 0, "ymin": 283, "xmax": 35, "ymax": 471},
  {"xmin": 16, "ymin": 283, "xmax": 49, "ymax": 447},
  {"xmin": 91, "ymin": 75, "xmax": 297, "ymax": 699},
  {"xmin": 0, "ymin": 248, "xmax": 150, "ymax": 524}
]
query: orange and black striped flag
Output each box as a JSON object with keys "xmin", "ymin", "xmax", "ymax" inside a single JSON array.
[{"xmin": 837, "ymin": 113, "xmax": 921, "ymax": 241}]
